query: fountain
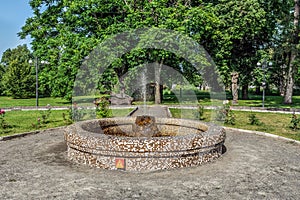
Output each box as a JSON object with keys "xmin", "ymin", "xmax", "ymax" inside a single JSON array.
[
  {"xmin": 64, "ymin": 115, "xmax": 226, "ymax": 172},
  {"xmin": 66, "ymin": 28, "xmax": 228, "ymax": 172}
]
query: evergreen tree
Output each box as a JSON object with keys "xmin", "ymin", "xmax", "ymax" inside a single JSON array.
[{"xmin": 1, "ymin": 45, "xmax": 35, "ymax": 98}]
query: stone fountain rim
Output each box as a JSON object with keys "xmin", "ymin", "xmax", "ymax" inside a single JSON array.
[{"xmin": 66, "ymin": 117, "xmax": 225, "ymax": 141}]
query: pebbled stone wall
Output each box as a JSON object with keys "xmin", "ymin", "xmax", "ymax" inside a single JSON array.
[{"xmin": 64, "ymin": 118, "xmax": 226, "ymax": 172}]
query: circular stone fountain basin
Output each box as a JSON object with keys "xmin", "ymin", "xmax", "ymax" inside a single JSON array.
[{"xmin": 64, "ymin": 117, "xmax": 226, "ymax": 172}]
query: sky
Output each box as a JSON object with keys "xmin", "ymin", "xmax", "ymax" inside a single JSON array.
[{"xmin": 0, "ymin": 1, "xmax": 33, "ymax": 59}]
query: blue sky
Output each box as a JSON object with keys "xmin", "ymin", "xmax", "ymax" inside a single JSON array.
[{"xmin": 0, "ymin": 1, "xmax": 32, "ymax": 58}]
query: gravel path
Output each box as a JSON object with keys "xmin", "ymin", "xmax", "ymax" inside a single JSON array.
[{"xmin": 0, "ymin": 128, "xmax": 299, "ymax": 199}]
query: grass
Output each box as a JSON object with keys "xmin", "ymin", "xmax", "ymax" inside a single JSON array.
[
  {"xmin": 132, "ymin": 92, "xmax": 300, "ymax": 108},
  {"xmin": 0, "ymin": 108, "xmax": 133, "ymax": 136},
  {"xmin": 0, "ymin": 96, "xmax": 70, "ymax": 107},
  {"xmin": 2, "ymin": 104, "xmax": 300, "ymax": 142},
  {"xmin": 231, "ymin": 95, "xmax": 300, "ymax": 108},
  {"xmin": 0, "ymin": 110, "xmax": 67, "ymax": 136},
  {"xmin": 111, "ymin": 108, "xmax": 135, "ymax": 117},
  {"xmin": 170, "ymin": 108, "xmax": 300, "ymax": 141},
  {"xmin": 2, "ymin": 90, "xmax": 300, "ymax": 109},
  {"xmin": 2, "ymin": 92, "xmax": 300, "ymax": 141}
]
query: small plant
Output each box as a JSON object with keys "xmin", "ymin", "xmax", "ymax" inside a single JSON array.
[
  {"xmin": 290, "ymin": 113, "xmax": 300, "ymax": 131},
  {"xmin": 248, "ymin": 113, "xmax": 263, "ymax": 126},
  {"xmin": 215, "ymin": 102, "xmax": 235, "ymax": 125},
  {"xmin": 39, "ymin": 105, "xmax": 52, "ymax": 124},
  {"xmin": 32, "ymin": 118, "xmax": 41, "ymax": 129},
  {"xmin": 94, "ymin": 97, "xmax": 112, "ymax": 118},
  {"xmin": 71, "ymin": 102, "xmax": 85, "ymax": 121},
  {"xmin": 193, "ymin": 100, "xmax": 205, "ymax": 120},
  {"xmin": 32, "ymin": 105, "xmax": 52, "ymax": 129},
  {"xmin": 62, "ymin": 108, "xmax": 73, "ymax": 125},
  {"xmin": 0, "ymin": 109, "xmax": 10, "ymax": 133}
]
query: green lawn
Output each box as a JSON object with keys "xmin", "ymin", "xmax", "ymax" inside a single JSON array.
[
  {"xmin": 0, "ymin": 108, "xmax": 133, "ymax": 136},
  {"xmin": 0, "ymin": 96, "xmax": 70, "ymax": 107},
  {"xmin": 2, "ymin": 93, "xmax": 300, "ymax": 141},
  {"xmin": 162, "ymin": 92, "xmax": 300, "ymax": 108},
  {"xmin": 2, "ymin": 106, "xmax": 300, "ymax": 142},
  {"xmin": 170, "ymin": 108, "xmax": 300, "ymax": 141},
  {"xmin": 2, "ymin": 93, "xmax": 300, "ymax": 109},
  {"xmin": 231, "ymin": 95, "xmax": 300, "ymax": 108}
]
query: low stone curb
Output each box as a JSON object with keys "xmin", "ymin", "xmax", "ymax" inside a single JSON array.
[
  {"xmin": 0, "ymin": 126, "xmax": 66, "ymax": 141},
  {"xmin": 225, "ymin": 127, "xmax": 300, "ymax": 145}
]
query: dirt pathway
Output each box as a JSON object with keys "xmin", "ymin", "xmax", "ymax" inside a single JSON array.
[{"xmin": 0, "ymin": 127, "xmax": 299, "ymax": 199}]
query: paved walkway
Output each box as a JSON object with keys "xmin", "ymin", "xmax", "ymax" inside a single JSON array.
[
  {"xmin": 0, "ymin": 128, "xmax": 299, "ymax": 199},
  {"xmin": 129, "ymin": 106, "xmax": 171, "ymax": 118}
]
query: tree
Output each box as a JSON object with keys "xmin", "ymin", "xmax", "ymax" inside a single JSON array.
[
  {"xmin": 215, "ymin": 0, "xmax": 281, "ymax": 99},
  {"xmin": 1, "ymin": 45, "xmax": 35, "ymax": 98},
  {"xmin": 19, "ymin": 0, "xmax": 222, "ymax": 102},
  {"xmin": 0, "ymin": 63, "xmax": 5, "ymax": 95},
  {"xmin": 283, "ymin": 0, "xmax": 300, "ymax": 104}
]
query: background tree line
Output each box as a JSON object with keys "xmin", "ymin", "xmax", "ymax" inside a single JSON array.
[{"xmin": 0, "ymin": 0, "xmax": 299, "ymax": 104}]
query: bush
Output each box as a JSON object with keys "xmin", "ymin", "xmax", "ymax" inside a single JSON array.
[
  {"xmin": 62, "ymin": 108, "xmax": 74, "ymax": 125},
  {"xmin": 248, "ymin": 113, "xmax": 263, "ymax": 126},
  {"xmin": 0, "ymin": 109, "xmax": 10, "ymax": 133},
  {"xmin": 70, "ymin": 102, "xmax": 85, "ymax": 121},
  {"xmin": 40, "ymin": 106, "xmax": 51, "ymax": 124},
  {"xmin": 94, "ymin": 97, "xmax": 112, "ymax": 118},
  {"xmin": 193, "ymin": 101, "xmax": 205, "ymax": 120},
  {"xmin": 290, "ymin": 113, "xmax": 300, "ymax": 131},
  {"xmin": 32, "ymin": 106, "xmax": 52, "ymax": 129},
  {"xmin": 215, "ymin": 102, "xmax": 235, "ymax": 125}
]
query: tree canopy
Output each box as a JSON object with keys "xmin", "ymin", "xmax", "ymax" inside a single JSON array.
[{"xmin": 15, "ymin": 0, "xmax": 300, "ymax": 103}]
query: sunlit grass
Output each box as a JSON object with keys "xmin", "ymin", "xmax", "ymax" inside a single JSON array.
[
  {"xmin": 0, "ymin": 96, "xmax": 70, "ymax": 107},
  {"xmin": 231, "ymin": 95, "xmax": 300, "ymax": 108},
  {"xmin": 0, "ymin": 110, "xmax": 67, "ymax": 136},
  {"xmin": 170, "ymin": 108, "xmax": 300, "ymax": 141},
  {"xmin": 0, "ymin": 108, "xmax": 133, "ymax": 137}
]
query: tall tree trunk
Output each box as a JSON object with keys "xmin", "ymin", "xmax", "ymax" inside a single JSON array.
[
  {"xmin": 119, "ymin": 76, "xmax": 125, "ymax": 98},
  {"xmin": 242, "ymin": 84, "xmax": 249, "ymax": 100},
  {"xmin": 154, "ymin": 60, "xmax": 163, "ymax": 104},
  {"xmin": 255, "ymin": 86, "xmax": 260, "ymax": 95},
  {"xmin": 284, "ymin": 0, "xmax": 299, "ymax": 104},
  {"xmin": 279, "ymin": 66, "xmax": 286, "ymax": 96},
  {"xmin": 284, "ymin": 53, "xmax": 296, "ymax": 104}
]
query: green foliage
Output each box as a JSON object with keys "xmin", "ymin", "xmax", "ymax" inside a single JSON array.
[
  {"xmin": 215, "ymin": 0, "xmax": 276, "ymax": 89},
  {"xmin": 62, "ymin": 108, "xmax": 74, "ymax": 125},
  {"xmin": 1, "ymin": 45, "xmax": 35, "ymax": 98},
  {"xmin": 32, "ymin": 106, "xmax": 52, "ymax": 129},
  {"xmin": 40, "ymin": 106, "xmax": 52, "ymax": 124},
  {"xmin": 19, "ymin": 0, "xmax": 222, "ymax": 100},
  {"xmin": 94, "ymin": 97, "xmax": 112, "ymax": 118},
  {"xmin": 0, "ymin": 64, "xmax": 5, "ymax": 95},
  {"xmin": 290, "ymin": 113, "xmax": 300, "ymax": 131},
  {"xmin": 17, "ymin": 0, "xmax": 297, "ymax": 102},
  {"xmin": 215, "ymin": 103, "xmax": 235, "ymax": 125},
  {"xmin": 0, "ymin": 96, "xmax": 70, "ymax": 108},
  {"xmin": 0, "ymin": 109, "xmax": 10, "ymax": 133},
  {"xmin": 193, "ymin": 100, "xmax": 205, "ymax": 120},
  {"xmin": 248, "ymin": 113, "xmax": 263, "ymax": 126},
  {"xmin": 70, "ymin": 103, "xmax": 85, "ymax": 122}
]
